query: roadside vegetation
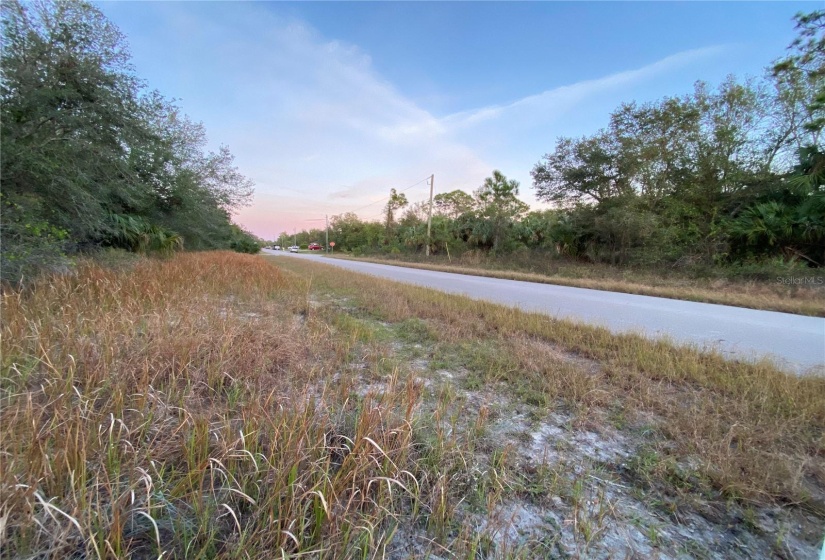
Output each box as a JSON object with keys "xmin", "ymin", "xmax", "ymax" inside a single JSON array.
[
  {"xmin": 285, "ymin": 11, "xmax": 824, "ymax": 302},
  {"xmin": 2, "ymin": 5, "xmax": 823, "ymax": 556},
  {"xmin": 331, "ymin": 252, "xmax": 825, "ymax": 316},
  {"xmin": 1, "ymin": 0, "xmax": 261, "ymax": 285},
  {"xmin": 3, "ymin": 252, "xmax": 823, "ymax": 559}
]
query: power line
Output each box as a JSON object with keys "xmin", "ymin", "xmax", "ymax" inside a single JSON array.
[{"xmin": 344, "ymin": 176, "xmax": 431, "ymax": 215}]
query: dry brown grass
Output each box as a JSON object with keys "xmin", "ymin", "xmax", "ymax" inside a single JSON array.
[
  {"xmin": 1, "ymin": 253, "xmax": 472, "ymax": 559},
  {"xmin": 334, "ymin": 254, "xmax": 825, "ymax": 316},
  {"xmin": 3, "ymin": 251, "xmax": 823, "ymax": 558},
  {"xmin": 278, "ymin": 257, "xmax": 825, "ymax": 514}
]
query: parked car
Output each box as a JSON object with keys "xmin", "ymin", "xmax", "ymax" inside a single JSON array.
[
  {"xmin": 289, "ymin": 246, "xmax": 299, "ymax": 253},
  {"xmin": 272, "ymin": 245, "xmax": 281, "ymax": 250},
  {"xmin": 308, "ymin": 242, "xmax": 322, "ymax": 251}
]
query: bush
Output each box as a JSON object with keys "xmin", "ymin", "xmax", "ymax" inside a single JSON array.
[
  {"xmin": 228, "ymin": 225, "xmax": 261, "ymax": 254},
  {"xmin": 0, "ymin": 197, "xmax": 72, "ymax": 284}
]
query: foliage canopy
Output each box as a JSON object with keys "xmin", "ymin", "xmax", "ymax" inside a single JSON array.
[{"xmin": 1, "ymin": 0, "xmax": 259, "ymax": 282}]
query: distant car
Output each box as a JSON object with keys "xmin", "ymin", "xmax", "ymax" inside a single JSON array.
[
  {"xmin": 273, "ymin": 245, "xmax": 281, "ymax": 250},
  {"xmin": 308, "ymin": 242, "xmax": 322, "ymax": 251},
  {"xmin": 289, "ymin": 246, "xmax": 299, "ymax": 253}
]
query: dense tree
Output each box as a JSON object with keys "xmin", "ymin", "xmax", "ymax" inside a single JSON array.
[
  {"xmin": 1, "ymin": 0, "xmax": 257, "ymax": 282},
  {"xmin": 530, "ymin": 47, "xmax": 823, "ymax": 268},
  {"xmin": 135, "ymin": 96, "xmax": 254, "ymax": 250},
  {"xmin": 532, "ymin": 132, "xmax": 630, "ymax": 205},
  {"xmin": 725, "ymin": 10, "xmax": 825, "ymax": 266},
  {"xmin": 330, "ymin": 212, "xmax": 383, "ymax": 253},
  {"xmin": 433, "ymin": 190, "xmax": 476, "ymax": 218},
  {"xmin": 278, "ymin": 11, "xmax": 825, "ymax": 274},
  {"xmin": 1, "ymin": 0, "xmax": 146, "ymax": 241},
  {"xmin": 772, "ymin": 10, "xmax": 824, "ymax": 140},
  {"xmin": 473, "ymin": 171, "xmax": 528, "ymax": 252}
]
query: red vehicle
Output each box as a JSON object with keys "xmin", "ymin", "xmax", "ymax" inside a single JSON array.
[{"xmin": 308, "ymin": 242, "xmax": 322, "ymax": 251}]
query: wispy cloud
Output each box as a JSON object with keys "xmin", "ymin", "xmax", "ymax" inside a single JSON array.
[
  {"xmin": 114, "ymin": 3, "xmax": 729, "ymax": 237},
  {"xmin": 439, "ymin": 45, "xmax": 729, "ymax": 132}
]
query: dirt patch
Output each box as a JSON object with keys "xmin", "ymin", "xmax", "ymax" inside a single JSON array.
[
  {"xmin": 389, "ymin": 347, "xmax": 822, "ymax": 560},
  {"xmin": 294, "ymin": 280, "xmax": 824, "ymax": 559}
]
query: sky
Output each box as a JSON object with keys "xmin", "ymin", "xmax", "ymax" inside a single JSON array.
[{"xmin": 99, "ymin": 1, "xmax": 817, "ymax": 240}]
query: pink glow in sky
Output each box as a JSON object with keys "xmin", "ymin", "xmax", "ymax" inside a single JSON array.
[{"xmin": 100, "ymin": 2, "xmax": 807, "ymax": 240}]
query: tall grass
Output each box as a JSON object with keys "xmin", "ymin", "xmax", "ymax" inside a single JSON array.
[
  {"xmin": 279, "ymin": 257, "xmax": 825, "ymax": 513},
  {"xmin": 0, "ymin": 253, "xmax": 471, "ymax": 558},
  {"xmin": 3, "ymin": 251, "xmax": 823, "ymax": 558}
]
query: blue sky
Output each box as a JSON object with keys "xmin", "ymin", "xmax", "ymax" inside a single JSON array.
[{"xmin": 99, "ymin": 1, "xmax": 816, "ymax": 239}]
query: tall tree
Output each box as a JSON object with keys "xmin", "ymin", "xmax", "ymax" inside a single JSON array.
[
  {"xmin": 772, "ymin": 10, "xmax": 825, "ymax": 141},
  {"xmin": 474, "ymin": 171, "xmax": 528, "ymax": 252},
  {"xmin": 531, "ymin": 131, "xmax": 631, "ymax": 205},
  {"xmin": 434, "ymin": 190, "xmax": 476, "ymax": 219},
  {"xmin": 1, "ymin": 0, "xmax": 258, "ymax": 281},
  {"xmin": 1, "ymin": 0, "xmax": 146, "ymax": 239},
  {"xmin": 383, "ymin": 188, "xmax": 408, "ymax": 241}
]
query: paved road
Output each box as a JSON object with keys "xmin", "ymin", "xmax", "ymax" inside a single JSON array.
[{"xmin": 263, "ymin": 250, "xmax": 825, "ymax": 375}]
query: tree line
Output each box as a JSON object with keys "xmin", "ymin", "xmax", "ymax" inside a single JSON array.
[
  {"xmin": 1, "ymin": 0, "xmax": 261, "ymax": 283},
  {"xmin": 288, "ymin": 11, "xmax": 823, "ymax": 276}
]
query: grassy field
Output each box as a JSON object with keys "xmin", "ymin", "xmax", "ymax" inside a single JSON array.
[
  {"xmin": 2, "ymin": 252, "xmax": 823, "ymax": 559},
  {"xmin": 331, "ymin": 253, "xmax": 825, "ymax": 317}
]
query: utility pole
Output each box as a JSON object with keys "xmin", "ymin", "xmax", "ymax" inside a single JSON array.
[
  {"xmin": 426, "ymin": 174, "xmax": 434, "ymax": 256},
  {"xmin": 325, "ymin": 215, "xmax": 329, "ymax": 253}
]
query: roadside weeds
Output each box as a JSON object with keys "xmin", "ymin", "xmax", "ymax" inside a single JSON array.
[
  {"xmin": 328, "ymin": 254, "xmax": 825, "ymax": 317},
  {"xmin": 1, "ymin": 252, "xmax": 822, "ymax": 559}
]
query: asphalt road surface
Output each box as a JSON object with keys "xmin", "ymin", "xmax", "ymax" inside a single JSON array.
[{"xmin": 263, "ymin": 250, "xmax": 825, "ymax": 375}]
